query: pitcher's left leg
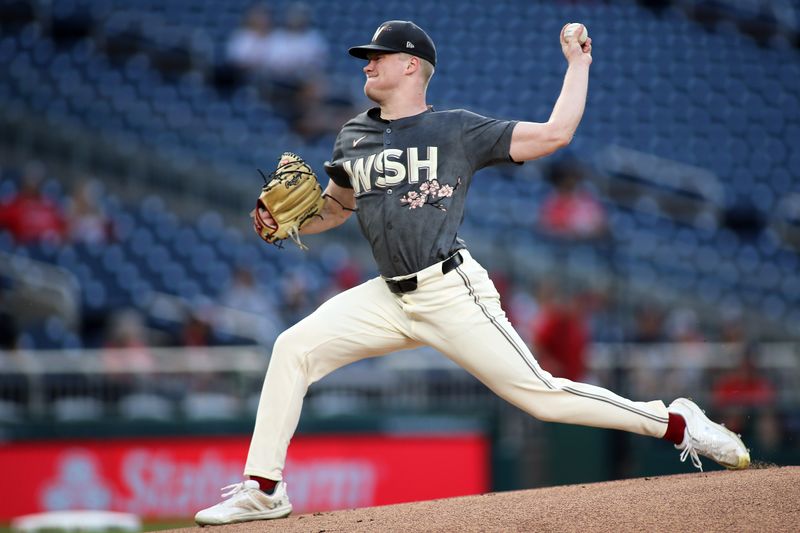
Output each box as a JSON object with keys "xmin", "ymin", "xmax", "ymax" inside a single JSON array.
[
  {"xmin": 412, "ymin": 257, "xmax": 749, "ymax": 470},
  {"xmin": 413, "ymin": 261, "xmax": 668, "ymax": 438}
]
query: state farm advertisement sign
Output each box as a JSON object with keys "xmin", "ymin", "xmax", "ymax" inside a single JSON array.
[{"xmin": 0, "ymin": 434, "xmax": 488, "ymax": 520}]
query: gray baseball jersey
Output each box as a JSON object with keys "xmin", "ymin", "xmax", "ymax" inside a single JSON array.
[{"xmin": 324, "ymin": 106, "xmax": 518, "ymax": 277}]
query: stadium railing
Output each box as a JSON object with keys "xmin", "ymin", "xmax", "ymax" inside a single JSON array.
[{"xmin": 1, "ymin": 342, "xmax": 797, "ymax": 424}]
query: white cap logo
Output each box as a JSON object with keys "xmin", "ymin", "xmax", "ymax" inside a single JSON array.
[
  {"xmin": 372, "ymin": 25, "xmax": 390, "ymax": 42},
  {"xmin": 406, "ymin": 41, "xmax": 415, "ymax": 48}
]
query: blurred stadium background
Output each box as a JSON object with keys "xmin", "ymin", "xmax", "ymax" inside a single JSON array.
[{"xmin": 0, "ymin": 0, "xmax": 798, "ymax": 529}]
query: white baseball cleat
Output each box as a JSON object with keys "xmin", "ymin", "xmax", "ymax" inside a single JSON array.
[
  {"xmin": 195, "ymin": 480, "xmax": 292, "ymax": 526},
  {"xmin": 668, "ymin": 398, "xmax": 750, "ymax": 471}
]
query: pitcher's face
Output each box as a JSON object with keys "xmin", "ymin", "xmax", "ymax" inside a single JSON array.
[{"xmin": 363, "ymin": 52, "xmax": 410, "ymax": 102}]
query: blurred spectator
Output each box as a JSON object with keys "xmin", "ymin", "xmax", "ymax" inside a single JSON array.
[
  {"xmin": 581, "ymin": 287, "xmax": 623, "ymax": 343},
  {"xmin": 262, "ymin": 2, "xmax": 328, "ymax": 84},
  {"xmin": 102, "ymin": 309, "xmax": 155, "ymax": 372},
  {"xmin": 100, "ymin": 309, "xmax": 155, "ymax": 401},
  {"xmin": 332, "ymin": 258, "xmax": 362, "ymax": 292},
  {"xmin": 490, "ymin": 271, "xmax": 551, "ymax": 339},
  {"xmin": 713, "ymin": 343, "xmax": 776, "ymax": 413},
  {"xmin": 66, "ymin": 178, "xmax": 113, "ymax": 244},
  {"xmin": 321, "ymin": 256, "xmax": 364, "ymax": 301},
  {"xmin": 665, "ymin": 307, "xmax": 704, "ymax": 344},
  {"xmin": 260, "ymin": 2, "xmax": 355, "ymax": 139},
  {"xmin": 712, "ymin": 343, "xmax": 779, "ymax": 450},
  {"xmin": 719, "ymin": 308, "xmax": 747, "ymax": 344},
  {"xmin": 0, "ymin": 161, "xmax": 66, "ymax": 244},
  {"xmin": 630, "ymin": 304, "xmax": 666, "ymax": 343},
  {"xmin": 220, "ymin": 267, "xmax": 284, "ymax": 343},
  {"xmin": 176, "ymin": 308, "xmax": 218, "ymax": 391},
  {"xmin": 665, "ymin": 307, "xmax": 708, "ymax": 397},
  {"xmin": 224, "ymin": 3, "xmax": 355, "ymax": 138},
  {"xmin": 221, "ymin": 267, "xmax": 281, "ymax": 318},
  {"xmin": 530, "ymin": 281, "xmax": 590, "ymax": 382},
  {"xmin": 226, "ymin": 3, "xmax": 274, "ymax": 76},
  {"xmin": 282, "ymin": 270, "xmax": 313, "ymax": 325},
  {"xmin": 180, "ymin": 311, "xmax": 214, "ymax": 347},
  {"xmin": 538, "ymin": 158, "xmax": 607, "ymax": 240},
  {"xmin": 753, "ymin": 409, "xmax": 783, "ymax": 453},
  {"xmin": 291, "ymin": 83, "xmax": 358, "ymax": 141},
  {"xmin": 506, "ymin": 281, "xmax": 539, "ymax": 344},
  {"xmin": 489, "ymin": 270, "xmax": 519, "ymax": 327}
]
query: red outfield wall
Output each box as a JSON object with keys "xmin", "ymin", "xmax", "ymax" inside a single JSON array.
[{"xmin": 0, "ymin": 434, "xmax": 489, "ymax": 520}]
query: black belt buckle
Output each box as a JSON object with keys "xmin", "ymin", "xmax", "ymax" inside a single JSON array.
[
  {"xmin": 386, "ymin": 277, "xmax": 417, "ymax": 294},
  {"xmin": 386, "ymin": 251, "xmax": 463, "ymax": 294}
]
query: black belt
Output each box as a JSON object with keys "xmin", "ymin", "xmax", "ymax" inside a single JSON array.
[{"xmin": 385, "ymin": 252, "xmax": 463, "ymax": 294}]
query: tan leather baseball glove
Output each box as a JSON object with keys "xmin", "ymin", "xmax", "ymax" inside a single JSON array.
[{"xmin": 252, "ymin": 152, "xmax": 324, "ymax": 250}]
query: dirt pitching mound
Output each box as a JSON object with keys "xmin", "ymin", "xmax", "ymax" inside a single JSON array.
[{"xmin": 178, "ymin": 466, "xmax": 799, "ymax": 532}]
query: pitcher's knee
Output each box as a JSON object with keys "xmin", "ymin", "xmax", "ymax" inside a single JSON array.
[
  {"xmin": 514, "ymin": 394, "xmax": 562, "ymax": 423},
  {"xmin": 530, "ymin": 409, "xmax": 560, "ymax": 423},
  {"xmin": 271, "ymin": 327, "xmax": 313, "ymax": 369}
]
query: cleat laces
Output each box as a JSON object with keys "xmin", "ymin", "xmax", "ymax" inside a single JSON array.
[
  {"xmin": 222, "ymin": 483, "xmax": 241, "ymax": 498},
  {"xmin": 221, "ymin": 481, "xmax": 251, "ymax": 499},
  {"xmin": 678, "ymin": 441, "xmax": 703, "ymax": 471}
]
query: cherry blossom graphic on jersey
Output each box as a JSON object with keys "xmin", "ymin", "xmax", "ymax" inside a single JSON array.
[{"xmin": 399, "ymin": 177, "xmax": 462, "ymax": 211}]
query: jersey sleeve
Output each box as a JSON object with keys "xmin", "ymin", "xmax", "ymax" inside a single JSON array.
[
  {"xmin": 323, "ymin": 133, "xmax": 353, "ymax": 189},
  {"xmin": 459, "ymin": 110, "xmax": 519, "ymax": 171}
]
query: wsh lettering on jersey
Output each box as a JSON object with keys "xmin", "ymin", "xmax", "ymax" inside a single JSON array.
[{"xmin": 343, "ymin": 147, "xmax": 438, "ymax": 194}]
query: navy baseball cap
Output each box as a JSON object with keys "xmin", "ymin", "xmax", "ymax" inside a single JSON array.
[{"xmin": 349, "ymin": 20, "xmax": 436, "ymax": 67}]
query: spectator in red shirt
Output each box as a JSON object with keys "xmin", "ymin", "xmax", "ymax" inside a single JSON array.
[
  {"xmin": 538, "ymin": 158, "xmax": 607, "ymax": 240},
  {"xmin": 531, "ymin": 282, "xmax": 589, "ymax": 382},
  {"xmin": 713, "ymin": 343, "xmax": 776, "ymax": 411},
  {"xmin": 0, "ymin": 162, "xmax": 66, "ymax": 244},
  {"xmin": 180, "ymin": 312, "xmax": 214, "ymax": 347},
  {"xmin": 333, "ymin": 257, "xmax": 362, "ymax": 292},
  {"xmin": 712, "ymin": 342, "xmax": 780, "ymax": 449}
]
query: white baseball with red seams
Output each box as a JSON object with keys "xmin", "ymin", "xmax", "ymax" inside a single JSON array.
[{"xmin": 564, "ymin": 23, "xmax": 588, "ymax": 44}]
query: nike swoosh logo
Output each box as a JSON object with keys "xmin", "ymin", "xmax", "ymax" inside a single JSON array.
[{"xmin": 353, "ymin": 135, "xmax": 368, "ymax": 147}]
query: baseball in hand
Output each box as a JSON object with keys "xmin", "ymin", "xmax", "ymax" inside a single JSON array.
[{"xmin": 564, "ymin": 23, "xmax": 588, "ymax": 45}]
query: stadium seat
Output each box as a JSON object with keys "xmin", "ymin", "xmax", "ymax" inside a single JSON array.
[
  {"xmin": 52, "ymin": 397, "xmax": 104, "ymax": 421},
  {"xmin": 182, "ymin": 392, "xmax": 240, "ymax": 420},
  {"xmin": 118, "ymin": 392, "xmax": 175, "ymax": 421}
]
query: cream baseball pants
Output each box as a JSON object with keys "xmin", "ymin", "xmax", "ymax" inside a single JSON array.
[{"xmin": 245, "ymin": 250, "xmax": 669, "ymax": 480}]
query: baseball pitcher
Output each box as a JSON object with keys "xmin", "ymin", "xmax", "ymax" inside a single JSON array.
[{"xmin": 196, "ymin": 20, "xmax": 749, "ymax": 525}]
